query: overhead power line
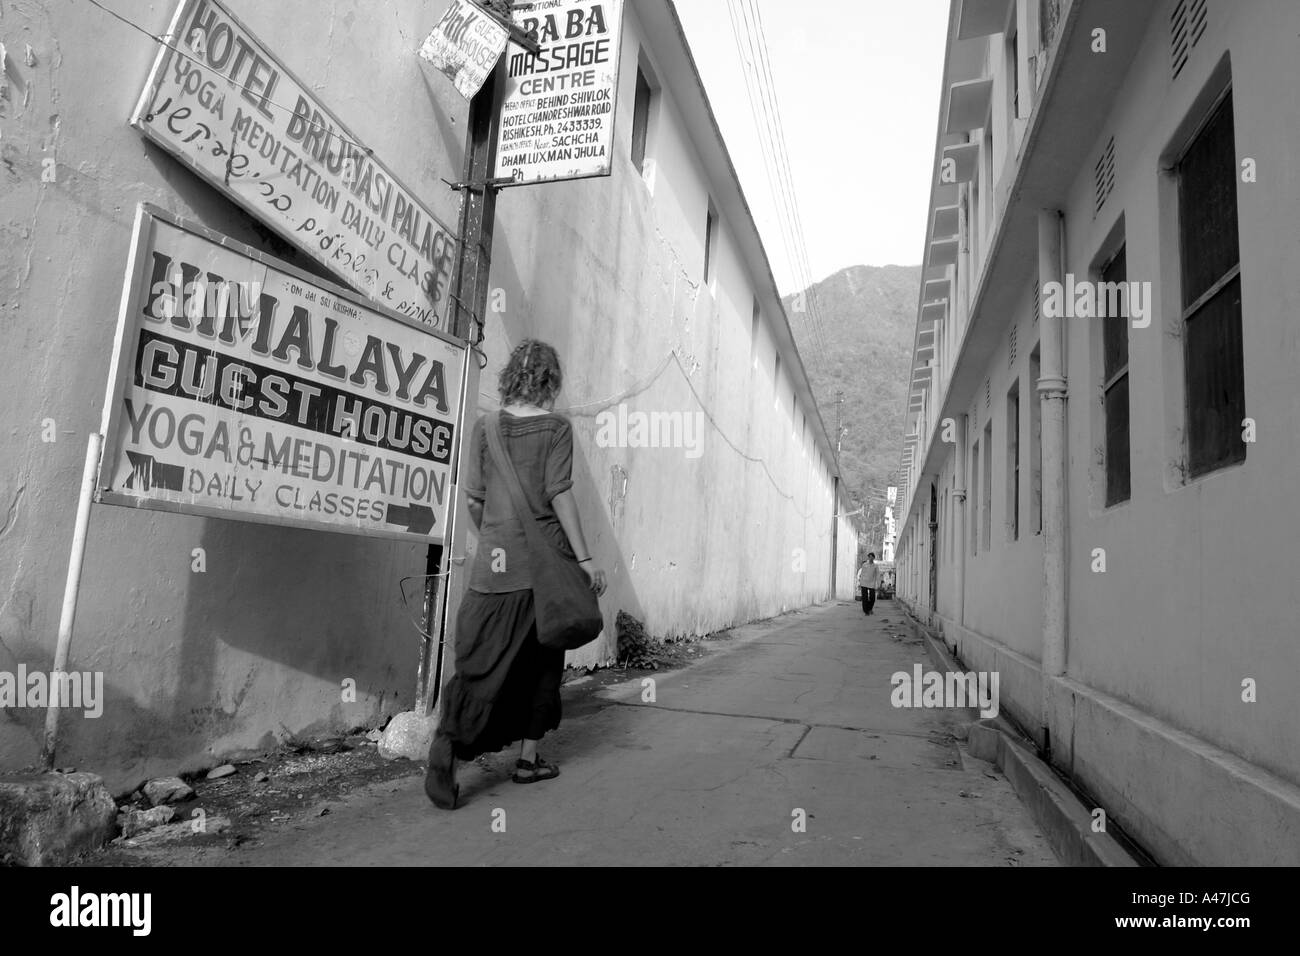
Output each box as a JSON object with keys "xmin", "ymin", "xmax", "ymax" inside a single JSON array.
[{"xmin": 725, "ymin": 0, "xmax": 832, "ymax": 374}]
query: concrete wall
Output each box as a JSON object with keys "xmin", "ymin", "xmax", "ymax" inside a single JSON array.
[
  {"xmin": 1049, "ymin": 0, "xmax": 1300, "ymax": 863},
  {"xmin": 0, "ymin": 0, "xmax": 476, "ymax": 792},
  {"xmin": 899, "ymin": 0, "xmax": 1300, "ymax": 863},
  {"xmin": 1, "ymin": 0, "xmax": 849, "ymax": 789}
]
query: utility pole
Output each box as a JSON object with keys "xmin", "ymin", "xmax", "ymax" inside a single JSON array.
[
  {"xmin": 834, "ymin": 391, "xmax": 845, "ymax": 457},
  {"xmin": 417, "ymin": 62, "xmax": 502, "ymax": 716}
]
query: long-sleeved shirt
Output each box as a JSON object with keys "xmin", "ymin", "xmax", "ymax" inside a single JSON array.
[{"xmin": 857, "ymin": 564, "xmax": 881, "ymax": 588}]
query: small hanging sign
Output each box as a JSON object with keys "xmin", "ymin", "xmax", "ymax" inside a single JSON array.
[{"xmin": 419, "ymin": 0, "xmax": 511, "ymax": 101}]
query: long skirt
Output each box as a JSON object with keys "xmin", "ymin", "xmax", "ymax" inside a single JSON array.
[{"xmin": 438, "ymin": 588, "xmax": 564, "ymax": 761}]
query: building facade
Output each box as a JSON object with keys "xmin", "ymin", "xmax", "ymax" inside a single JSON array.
[
  {"xmin": 0, "ymin": 0, "xmax": 855, "ymax": 792},
  {"xmin": 895, "ymin": 0, "xmax": 1300, "ymax": 864}
]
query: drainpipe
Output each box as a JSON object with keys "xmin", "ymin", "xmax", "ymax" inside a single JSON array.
[
  {"xmin": 1037, "ymin": 209, "xmax": 1068, "ymax": 758},
  {"xmin": 953, "ymin": 414, "xmax": 968, "ymax": 631}
]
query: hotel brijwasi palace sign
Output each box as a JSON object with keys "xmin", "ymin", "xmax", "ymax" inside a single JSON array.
[{"xmin": 130, "ymin": 0, "xmax": 460, "ymax": 331}]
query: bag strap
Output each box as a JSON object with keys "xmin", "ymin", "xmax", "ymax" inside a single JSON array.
[{"xmin": 483, "ymin": 411, "xmax": 548, "ymax": 553}]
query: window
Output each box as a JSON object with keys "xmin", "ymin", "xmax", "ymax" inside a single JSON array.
[
  {"xmin": 950, "ymin": 474, "xmax": 957, "ymax": 562},
  {"xmin": 631, "ymin": 65, "xmax": 653, "ymax": 173},
  {"xmin": 704, "ymin": 201, "xmax": 718, "ymax": 286},
  {"xmin": 1030, "ymin": 345, "xmax": 1043, "ymax": 533},
  {"xmin": 984, "ymin": 124, "xmax": 995, "ymax": 237},
  {"xmin": 943, "ymin": 488, "xmax": 950, "ymax": 563},
  {"xmin": 1007, "ymin": 381, "xmax": 1020, "ymax": 539},
  {"xmin": 1178, "ymin": 92, "xmax": 1245, "ymax": 477},
  {"xmin": 750, "ymin": 297, "xmax": 761, "ymax": 368},
  {"xmin": 970, "ymin": 440, "xmax": 980, "ymax": 556},
  {"xmin": 1009, "ymin": 25, "xmax": 1022, "ymax": 119},
  {"xmin": 981, "ymin": 421, "xmax": 993, "ymax": 550},
  {"xmin": 1101, "ymin": 245, "xmax": 1131, "ymax": 505}
]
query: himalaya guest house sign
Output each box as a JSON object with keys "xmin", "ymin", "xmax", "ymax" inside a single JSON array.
[
  {"xmin": 98, "ymin": 205, "xmax": 467, "ymax": 544},
  {"xmin": 130, "ymin": 0, "xmax": 458, "ymax": 331},
  {"xmin": 495, "ymin": 0, "xmax": 624, "ymax": 185}
]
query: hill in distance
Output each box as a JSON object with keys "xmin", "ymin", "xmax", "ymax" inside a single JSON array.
[{"xmin": 783, "ymin": 264, "xmax": 920, "ymax": 550}]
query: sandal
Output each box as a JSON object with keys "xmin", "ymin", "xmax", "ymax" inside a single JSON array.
[
  {"xmin": 512, "ymin": 755, "xmax": 560, "ymax": 784},
  {"xmin": 424, "ymin": 731, "xmax": 460, "ymax": 810}
]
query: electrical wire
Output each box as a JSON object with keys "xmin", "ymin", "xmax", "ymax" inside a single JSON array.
[
  {"xmin": 743, "ymin": 0, "xmax": 834, "ymax": 367},
  {"xmin": 732, "ymin": 0, "xmax": 826, "ymax": 362},
  {"xmin": 724, "ymin": 0, "xmax": 828, "ymax": 374}
]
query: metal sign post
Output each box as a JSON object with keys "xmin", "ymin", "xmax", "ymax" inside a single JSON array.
[
  {"xmin": 40, "ymin": 433, "xmax": 104, "ymax": 770},
  {"xmin": 418, "ymin": 57, "xmax": 507, "ymax": 714}
]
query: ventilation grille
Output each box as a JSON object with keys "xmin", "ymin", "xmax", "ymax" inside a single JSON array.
[
  {"xmin": 1191, "ymin": 0, "xmax": 1208, "ymax": 46},
  {"xmin": 1094, "ymin": 137, "xmax": 1116, "ymax": 215},
  {"xmin": 1010, "ymin": 325, "xmax": 1018, "ymax": 368},
  {"xmin": 1171, "ymin": 0, "xmax": 1208, "ymax": 81},
  {"xmin": 1033, "ymin": 284, "xmax": 1040, "ymax": 324},
  {"xmin": 985, "ymin": 378, "xmax": 991, "ymax": 410}
]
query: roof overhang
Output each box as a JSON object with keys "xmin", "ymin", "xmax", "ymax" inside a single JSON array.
[
  {"xmin": 941, "ymin": 141, "xmax": 981, "ymax": 183},
  {"xmin": 956, "ymin": 0, "xmax": 1014, "ymax": 40},
  {"xmin": 924, "ymin": 277, "xmax": 950, "ymax": 301},
  {"xmin": 932, "ymin": 204, "xmax": 959, "ymax": 237},
  {"xmin": 945, "ymin": 77, "xmax": 993, "ymax": 134},
  {"xmin": 928, "ymin": 237, "xmax": 959, "ymax": 269},
  {"xmin": 920, "ymin": 300, "xmax": 947, "ymax": 326}
]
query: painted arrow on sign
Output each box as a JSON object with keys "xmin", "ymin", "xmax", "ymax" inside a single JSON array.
[
  {"xmin": 386, "ymin": 504, "xmax": 436, "ymax": 535},
  {"xmin": 124, "ymin": 451, "xmax": 185, "ymax": 492}
]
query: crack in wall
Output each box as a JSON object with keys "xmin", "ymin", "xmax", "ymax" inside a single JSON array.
[{"xmin": 0, "ymin": 482, "xmax": 24, "ymax": 539}]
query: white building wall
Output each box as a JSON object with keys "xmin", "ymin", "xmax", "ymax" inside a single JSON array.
[{"xmin": 899, "ymin": 0, "xmax": 1300, "ymax": 864}]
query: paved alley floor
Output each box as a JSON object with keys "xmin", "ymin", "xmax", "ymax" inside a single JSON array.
[{"xmin": 201, "ymin": 599, "xmax": 1057, "ymax": 866}]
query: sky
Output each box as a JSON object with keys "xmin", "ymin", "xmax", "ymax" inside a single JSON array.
[{"xmin": 676, "ymin": 0, "xmax": 950, "ymax": 292}]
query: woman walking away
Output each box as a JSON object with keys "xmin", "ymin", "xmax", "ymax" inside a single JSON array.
[{"xmin": 425, "ymin": 340, "xmax": 607, "ymax": 810}]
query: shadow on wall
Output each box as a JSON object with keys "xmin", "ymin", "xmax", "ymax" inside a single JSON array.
[
  {"xmin": 0, "ymin": 509, "xmax": 425, "ymax": 793},
  {"xmin": 178, "ymin": 518, "xmax": 422, "ymax": 742},
  {"xmin": 2, "ymin": 149, "xmax": 441, "ymax": 789}
]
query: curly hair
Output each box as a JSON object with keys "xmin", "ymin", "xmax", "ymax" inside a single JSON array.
[{"xmin": 498, "ymin": 339, "xmax": 563, "ymax": 408}]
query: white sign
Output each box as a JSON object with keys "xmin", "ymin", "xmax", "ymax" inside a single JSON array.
[
  {"xmin": 98, "ymin": 205, "xmax": 468, "ymax": 544},
  {"xmin": 130, "ymin": 0, "xmax": 459, "ymax": 331},
  {"xmin": 495, "ymin": 0, "xmax": 624, "ymax": 185},
  {"xmin": 419, "ymin": 0, "xmax": 511, "ymax": 100}
]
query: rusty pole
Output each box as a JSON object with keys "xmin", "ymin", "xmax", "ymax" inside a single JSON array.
[{"xmin": 416, "ymin": 60, "xmax": 506, "ymax": 715}]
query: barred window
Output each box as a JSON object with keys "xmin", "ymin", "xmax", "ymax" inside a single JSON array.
[
  {"xmin": 1101, "ymin": 245, "xmax": 1131, "ymax": 505},
  {"xmin": 1178, "ymin": 92, "xmax": 1245, "ymax": 477},
  {"xmin": 631, "ymin": 66, "xmax": 653, "ymax": 173}
]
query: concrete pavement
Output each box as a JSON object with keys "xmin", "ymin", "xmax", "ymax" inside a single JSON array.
[{"xmin": 218, "ymin": 599, "xmax": 1059, "ymax": 866}]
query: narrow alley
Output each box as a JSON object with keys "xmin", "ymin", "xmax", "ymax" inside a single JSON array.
[{"xmin": 146, "ymin": 601, "xmax": 1057, "ymax": 867}]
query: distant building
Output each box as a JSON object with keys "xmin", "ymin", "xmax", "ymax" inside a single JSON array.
[
  {"xmin": 882, "ymin": 506, "xmax": 896, "ymax": 564},
  {"xmin": 894, "ymin": 0, "xmax": 1300, "ymax": 864}
]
